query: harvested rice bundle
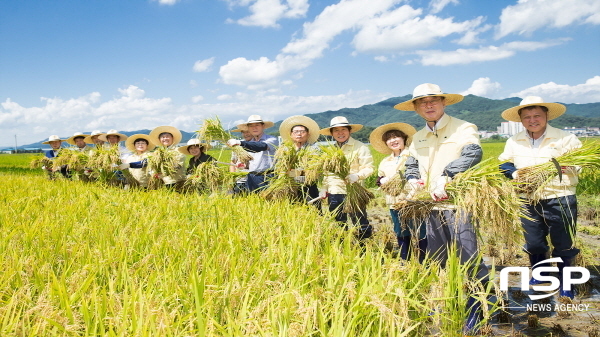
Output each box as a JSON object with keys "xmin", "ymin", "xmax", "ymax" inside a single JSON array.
[
  {"xmin": 197, "ymin": 116, "xmax": 253, "ymax": 165},
  {"xmin": 185, "ymin": 161, "xmax": 234, "ymax": 193},
  {"xmin": 30, "ymin": 156, "xmax": 53, "ymax": 169},
  {"xmin": 513, "ymin": 140, "xmax": 600, "ymax": 200},
  {"xmin": 380, "ymin": 173, "xmax": 407, "ymax": 197},
  {"xmin": 304, "ymin": 143, "xmax": 374, "ymax": 213},
  {"xmin": 260, "ymin": 141, "xmax": 302, "ymax": 200},
  {"xmin": 147, "ymin": 146, "xmax": 180, "ymax": 177},
  {"xmin": 52, "ymin": 148, "xmax": 89, "ymax": 172},
  {"xmin": 87, "ymin": 145, "xmax": 121, "ymax": 171}
]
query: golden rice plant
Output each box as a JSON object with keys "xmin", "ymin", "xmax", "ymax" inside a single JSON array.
[
  {"xmin": 52, "ymin": 148, "xmax": 89, "ymax": 172},
  {"xmin": 513, "ymin": 140, "xmax": 600, "ymax": 200},
  {"xmin": 380, "ymin": 173, "xmax": 406, "ymax": 197},
  {"xmin": 29, "ymin": 156, "xmax": 53, "ymax": 169},
  {"xmin": 87, "ymin": 145, "xmax": 121, "ymax": 171},
  {"xmin": 185, "ymin": 161, "xmax": 236, "ymax": 193},
  {"xmin": 147, "ymin": 146, "xmax": 181, "ymax": 177},
  {"xmin": 304, "ymin": 143, "xmax": 374, "ymax": 214},
  {"xmin": 197, "ymin": 116, "xmax": 253, "ymax": 165},
  {"xmin": 260, "ymin": 141, "xmax": 306, "ymax": 201}
]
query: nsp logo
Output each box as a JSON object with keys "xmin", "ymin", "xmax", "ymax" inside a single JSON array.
[{"xmin": 499, "ymin": 257, "xmax": 590, "ymax": 300}]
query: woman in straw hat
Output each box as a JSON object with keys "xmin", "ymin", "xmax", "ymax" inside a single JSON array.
[
  {"xmin": 498, "ymin": 96, "xmax": 582, "ymax": 299},
  {"xmin": 277, "ymin": 115, "xmax": 321, "ymax": 204},
  {"xmin": 149, "ymin": 125, "xmax": 186, "ymax": 189},
  {"xmin": 370, "ymin": 123, "xmax": 426, "ymax": 262},
  {"xmin": 319, "ymin": 116, "xmax": 374, "ymax": 241},
  {"xmin": 178, "ymin": 138, "xmax": 215, "ymax": 175},
  {"xmin": 98, "ymin": 129, "xmax": 132, "ymax": 161},
  {"xmin": 120, "ymin": 134, "xmax": 156, "ymax": 188},
  {"xmin": 395, "ymin": 83, "xmax": 487, "ymax": 334},
  {"xmin": 226, "ymin": 115, "xmax": 278, "ymax": 193}
]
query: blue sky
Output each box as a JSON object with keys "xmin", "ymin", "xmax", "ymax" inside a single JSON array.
[{"xmin": 1, "ymin": 0, "xmax": 599, "ymax": 147}]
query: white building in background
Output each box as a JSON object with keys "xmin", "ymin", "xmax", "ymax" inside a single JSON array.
[{"xmin": 497, "ymin": 121, "xmax": 524, "ymax": 136}]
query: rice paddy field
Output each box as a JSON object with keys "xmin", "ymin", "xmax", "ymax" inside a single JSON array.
[{"xmin": 1, "ymin": 141, "xmax": 599, "ymax": 336}]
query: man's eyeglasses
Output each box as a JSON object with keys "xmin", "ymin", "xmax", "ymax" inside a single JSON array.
[
  {"xmin": 291, "ymin": 130, "xmax": 307, "ymax": 135},
  {"xmin": 416, "ymin": 97, "xmax": 443, "ymax": 107}
]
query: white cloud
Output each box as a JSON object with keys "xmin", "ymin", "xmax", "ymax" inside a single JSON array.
[
  {"xmin": 193, "ymin": 57, "xmax": 215, "ymax": 72},
  {"xmin": 460, "ymin": 77, "xmax": 502, "ymax": 98},
  {"xmin": 189, "ymin": 80, "xmax": 199, "ymax": 88},
  {"xmin": 217, "ymin": 94, "xmax": 233, "ymax": 100},
  {"xmin": 429, "ymin": 0, "xmax": 459, "ymax": 14},
  {"xmin": 417, "ymin": 39, "xmax": 566, "ymax": 66},
  {"xmin": 508, "ymin": 76, "xmax": 600, "ymax": 104},
  {"xmin": 0, "ymin": 86, "xmax": 388, "ymax": 147},
  {"xmin": 154, "ymin": 0, "xmax": 179, "ymax": 5},
  {"xmin": 374, "ymin": 55, "xmax": 389, "ymax": 62},
  {"xmin": 226, "ymin": 0, "xmax": 309, "ymax": 27},
  {"xmin": 496, "ymin": 0, "xmax": 600, "ymax": 39},
  {"xmin": 191, "ymin": 95, "xmax": 204, "ymax": 103}
]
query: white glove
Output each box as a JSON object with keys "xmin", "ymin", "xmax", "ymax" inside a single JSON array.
[
  {"xmin": 405, "ymin": 178, "xmax": 423, "ymax": 199},
  {"xmin": 511, "ymin": 170, "xmax": 519, "ymax": 179},
  {"xmin": 347, "ymin": 173, "xmax": 359, "ymax": 183},
  {"xmin": 118, "ymin": 162, "xmax": 130, "ymax": 170},
  {"xmin": 319, "ymin": 189, "xmax": 328, "ymax": 199},
  {"xmin": 430, "ymin": 176, "xmax": 452, "ymax": 201},
  {"xmin": 294, "ymin": 175, "xmax": 306, "ymax": 184},
  {"xmin": 226, "ymin": 139, "xmax": 241, "ymax": 147},
  {"xmin": 380, "ymin": 176, "xmax": 390, "ymax": 185}
]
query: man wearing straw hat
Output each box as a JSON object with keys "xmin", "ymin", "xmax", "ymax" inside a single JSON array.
[
  {"xmin": 498, "ymin": 96, "xmax": 582, "ymax": 299},
  {"xmin": 226, "ymin": 115, "xmax": 278, "ymax": 192},
  {"xmin": 319, "ymin": 116, "xmax": 374, "ymax": 241},
  {"xmin": 66, "ymin": 132, "xmax": 92, "ymax": 152},
  {"xmin": 395, "ymin": 83, "xmax": 487, "ymax": 334},
  {"xmin": 84, "ymin": 130, "xmax": 106, "ymax": 147},
  {"xmin": 279, "ymin": 115, "xmax": 321, "ymax": 205},
  {"xmin": 370, "ymin": 123, "xmax": 426, "ymax": 262},
  {"xmin": 41, "ymin": 135, "xmax": 70, "ymax": 179},
  {"xmin": 149, "ymin": 125, "xmax": 187, "ymax": 189}
]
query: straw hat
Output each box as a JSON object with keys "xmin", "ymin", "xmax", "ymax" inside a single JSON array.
[
  {"xmin": 369, "ymin": 123, "xmax": 417, "ymax": 154},
  {"xmin": 65, "ymin": 132, "xmax": 88, "ymax": 145},
  {"xmin": 501, "ymin": 96, "xmax": 566, "ymax": 122},
  {"xmin": 236, "ymin": 115, "xmax": 274, "ymax": 130},
  {"xmin": 394, "ymin": 83, "xmax": 464, "ymax": 111},
  {"xmin": 319, "ymin": 116, "xmax": 363, "ymax": 136},
  {"xmin": 125, "ymin": 134, "xmax": 156, "ymax": 152},
  {"xmin": 98, "ymin": 129, "xmax": 128, "ymax": 142},
  {"xmin": 177, "ymin": 138, "xmax": 212, "ymax": 156},
  {"xmin": 279, "ymin": 115, "xmax": 320, "ymax": 144},
  {"xmin": 84, "ymin": 130, "xmax": 105, "ymax": 143},
  {"xmin": 42, "ymin": 135, "xmax": 65, "ymax": 144},
  {"xmin": 149, "ymin": 126, "xmax": 183, "ymax": 146}
]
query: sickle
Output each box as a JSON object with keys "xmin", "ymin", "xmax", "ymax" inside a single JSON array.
[{"xmin": 551, "ymin": 158, "xmax": 562, "ymax": 183}]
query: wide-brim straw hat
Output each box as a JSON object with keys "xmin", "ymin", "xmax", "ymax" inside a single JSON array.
[
  {"xmin": 42, "ymin": 135, "xmax": 65, "ymax": 144},
  {"xmin": 394, "ymin": 83, "xmax": 464, "ymax": 111},
  {"xmin": 501, "ymin": 96, "xmax": 566, "ymax": 122},
  {"xmin": 236, "ymin": 115, "xmax": 274, "ymax": 130},
  {"xmin": 84, "ymin": 130, "xmax": 105, "ymax": 143},
  {"xmin": 369, "ymin": 123, "xmax": 417, "ymax": 154},
  {"xmin": 279, "ymin": 115, "xmax": 320, "ymax": 144},
  {"xmin": 150, "ymin": 126, "xmax": 183, "ymax": 146},
  {"xmin": 177, "ymin": 138, "xmax": 212, "ymax": 155},
  {"xmin": 98, "ymin": 129, "xmax": 128, "ymax": 142},
  {"xmin": 66, "ymin": 132, "xmax": 88, "ymax": 145},
  {"xmin": 319, "ymin": 116, "xmax": 363, "ymax": 136},
  {"xmin": 125, "ymin": 134, "xmax": 156, "ymax": 152}
]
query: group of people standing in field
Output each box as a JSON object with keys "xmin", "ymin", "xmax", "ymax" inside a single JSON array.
[{"xmin": 40, "ymin": 82, "xmax": 583, "ymax": 335}]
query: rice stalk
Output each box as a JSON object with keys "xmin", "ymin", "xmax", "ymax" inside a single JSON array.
[
  {"xmin": 87, "ymin": 145, "xmax": 121, "ymax": 172},
  {"xmin": 512, "ymin": 140, "xmax": 600, "ymax": 200},
  {"xmin": 30, "ymin": 156, "xmax": 53, "ymax": 169},
  {"xmin": 197, "ymin": 116, "xmax": 253, "ymax": 165},
  {"xmin": 380, "ymin": 174, "xmax": 406, "ymax": 197},
  {"xmin": 185, "ymin": 161, "xmax": 235, "ymax": 193},
  {"xmin": 259, "ymin": 141, "xmax": 308, "ymax": 201},
  {"xmin": 260, "ymin": 174, "xmax": 300, "ymax": 200},
  {"xmin": 147, "ymin": 146, "xmax": 180, "ymax": 177},
  {"xmin": 52, "ymin": 148, "xmax": 89, "ymax": 172}
]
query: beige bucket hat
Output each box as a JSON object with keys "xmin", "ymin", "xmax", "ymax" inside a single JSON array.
[
  {"xmin": 125, "ymin": 134, "xmax": 156, "ymax": 152},
  {"xmin": 177, "ymin": 138, "xmax": 212, "ymax": 155},
  {"xmin": 66, "ymin": 132, "xmax": 89, "ymax": 145},
  {"xmin": 279, "ymin": 115, "xmax": 320, "ymax": 144},
  {"xmin": 84, "ymin": 130, "xmax": 105, "ymax": 143},
  {"xmin": 369, "ymin": 123, "xmax": 417, "ymax": 154},
  {"xmin": 501, "ymin": 96, "xmax": 566, "ymax": 122},
  {"xmin": 149, "ymin": 126, "xmax": 183, "ymax": 146},
  {"xmin": 98, "ymin": 129, "xmax": 128, "ymax": 142},
  {"xmin": 42, "ymin": 135, "xmax": 65, "ymax": 144},
  {"xmin": 237, "ymin": 115, "xmax": 274, "ymax": 130},
  {"xmin": 319, "ymin": 116, "xmax": 363, "ymax": 136},
  {"xmin": 394, "ymin": 83, "xmax": 464, "ymax": 111}
]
